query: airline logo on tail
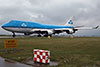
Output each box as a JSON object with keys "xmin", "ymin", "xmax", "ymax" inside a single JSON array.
[
  {"xmin": 64, "ymin": 16, "xmax": 74, "ymax": 26},
  {"xmin": 68, "ymin": 20, "xmax": 73, "ymax": 24}
]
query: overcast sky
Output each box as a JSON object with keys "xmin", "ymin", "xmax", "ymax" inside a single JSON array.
[{"xmin": 0, "ymin": 0, "xmax": 100, "ymax": 36}]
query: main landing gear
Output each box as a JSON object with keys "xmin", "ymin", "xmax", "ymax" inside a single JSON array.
[
  {"xmin": 37, "ymin": 34, "xmax": 42, "ymax": 37},
  {"xmin": 43, "ymin": 34, "xmax": 52, "ymax": 37},
  {"xmin": 37, "ymin": 34, "xmax": 52, "ymax": 37},
  {"xmin": 12, "ymin": 32, "xmax": 16, "ymax": 38}
]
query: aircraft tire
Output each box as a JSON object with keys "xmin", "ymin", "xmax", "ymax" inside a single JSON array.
[
  {"xmin": 37, "ymin": 35, "xmax": 41, "ymax": 37},
  {"xmin": 44, "ymin": 35, "xmax": 48, "ymax": 37},
  {"xmin": 48, "ymin": 34, "xmax": 52, "ymax": 37}
]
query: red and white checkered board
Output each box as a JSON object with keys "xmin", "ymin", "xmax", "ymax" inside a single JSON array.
[{"xmin": 33, "ymin": 49, "xmax": 50, "ymax": 64}]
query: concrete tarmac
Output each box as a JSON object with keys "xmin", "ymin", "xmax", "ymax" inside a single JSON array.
[
  {"xmin": 0, "ymin": 57, "xmax": 32, "ymax": 67},
  {"xmin": 0, "ymin": 36, "xmax": 12, "ymax": 38},
  {"xmin": 0, "ymin": 36, "xmax": 25, "ymax": 38}
]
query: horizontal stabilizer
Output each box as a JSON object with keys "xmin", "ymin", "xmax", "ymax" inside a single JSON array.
[
  {"xmin": 74, "ymin": 26, "xmax": 84, "ymax": 28},
  {"xmin": 93, "ymin": 26, "xmax": 99, "ymax": 29},
  {"xmin": 75, "ymin": 26, "xmax": 99, "ymax": 30}
]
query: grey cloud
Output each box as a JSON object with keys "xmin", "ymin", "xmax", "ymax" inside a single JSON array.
[{"xmin": 0, "ymin": 0, "xmax": 100, "ymax": 36}]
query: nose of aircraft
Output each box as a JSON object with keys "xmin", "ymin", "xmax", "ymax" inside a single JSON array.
[
  {"xmin": 1, "ymin": 23, "xmax": 9, "ymax": 29},
  {"xmin": 1, "ymin": 24, "xmax": 6, "ymax": 28}
]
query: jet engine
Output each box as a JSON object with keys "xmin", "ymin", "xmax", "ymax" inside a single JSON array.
[
  {"xmin": 66, "ymin": 29, "xmax": 75, "ymax": 34},
  {"xmin": 47, "ymin": 30, "xmax": 53, "ymax": 34},
  {"xmin": 43, "ymin": 30, "xmax": 53, "ymax": 37}
]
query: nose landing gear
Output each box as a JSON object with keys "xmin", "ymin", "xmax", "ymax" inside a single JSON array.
[{"xmin": 12, "ymin": 32, "xmax": 16, "ymax": 38}]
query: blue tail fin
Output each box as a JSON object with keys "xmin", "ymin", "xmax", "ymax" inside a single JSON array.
[{"xmin": 64, "ymin": 16, "xmax": 74, "ymax": 26}]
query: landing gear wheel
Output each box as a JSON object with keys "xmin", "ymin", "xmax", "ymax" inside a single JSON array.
[
  {"xmin": 44, "ymin": 34, "xmax": 52, "ymax": 37},
  {"xmin": 48, "ymin": 35, "xmax": 52, "ymax": 37},
  {"xmin": 44, "ymin": 35, "xmax": 48, "ymax": 37},
  {"xmin": 12, "ymin": 32, "xmax": 16, "ymax": 38},
  {"xmin": 37, "ymin": 35, "xmax": 41, "ymax": 37},
  {"xmin": 24, "ymin": 33, "xmax": 30, "ymax": 36}
]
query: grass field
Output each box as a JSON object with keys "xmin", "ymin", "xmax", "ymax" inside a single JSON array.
[{"xmin": 0, "ymin": 37, "xmax": 100, "ymax": 67}]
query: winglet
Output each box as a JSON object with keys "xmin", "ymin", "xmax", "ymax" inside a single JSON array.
[{"xmin": 93, "ymin": 26, "xmax": 99, "ymax": 29}]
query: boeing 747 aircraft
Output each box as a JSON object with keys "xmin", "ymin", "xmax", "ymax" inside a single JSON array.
[{"xmin": 1, "ymin": 18, "xmax": 99, "ymax": 37}]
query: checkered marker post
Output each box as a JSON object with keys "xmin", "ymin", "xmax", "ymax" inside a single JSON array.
[{"xmin": 33, "ymin": 49, "xmax": 50, "ymax": 64}]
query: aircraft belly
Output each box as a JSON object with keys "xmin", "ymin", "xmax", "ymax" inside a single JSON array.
[
  {"xmin": 30, "ymin": 29, "xmax": 53, "ymax": 32},
  {"xmin": 3, "ymin": 27, "xmax": 32, "ymax": 33}
]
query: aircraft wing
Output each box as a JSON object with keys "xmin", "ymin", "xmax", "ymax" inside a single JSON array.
[
  {"xmin": 75, "ymin": 26, "xmax": 99, "ymax": 30},
  {"xmin": 54, "ymin": 28, "xmax": 70, "ymax": 30},
  {"xmin": 74, "ymin": 26, "xmax": 84, "ymax": 28}
]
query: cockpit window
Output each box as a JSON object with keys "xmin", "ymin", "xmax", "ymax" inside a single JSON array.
[{"xmin": 9, "ymin": 20, "xmax": 14, "ymax": 22}]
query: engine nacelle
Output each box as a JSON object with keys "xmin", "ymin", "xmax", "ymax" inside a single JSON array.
[
  {"xmin": 24, "ymin": 33, "xmax": 33, "ymax": 35},
  {"xmin": 66, "ymin": 29, "xmax": 75, "ymax": 34},
  {"xmin": 47, "ymin": 30, "xmax": 53, "ymax": 34}
]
